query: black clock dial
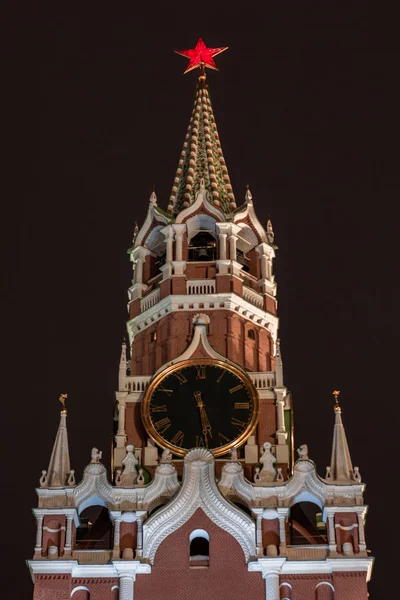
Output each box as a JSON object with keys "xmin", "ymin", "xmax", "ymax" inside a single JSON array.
[{"xmin": 142, "ymin": 360, "xmax": 258, "ymax": 456}]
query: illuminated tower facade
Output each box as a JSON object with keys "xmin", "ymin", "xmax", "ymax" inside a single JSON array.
[{"xmin": 27, "ymin": 39, "xmax": 374, "ymax": 600}]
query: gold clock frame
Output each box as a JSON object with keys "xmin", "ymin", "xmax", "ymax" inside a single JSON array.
[{"xmin": 141, "ymin": 358, "xmax": 259, "ymax": 457}]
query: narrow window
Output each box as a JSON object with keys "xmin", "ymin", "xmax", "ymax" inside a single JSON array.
[
  {"xmin": 150, "ymin": 331, "xmax": 157, "ymax": 342},
  {"xmin": 189, "ymin": 529, "xmax": 209, "ymax": 567},
  {"xmin": 248, "ymin": 329, "xmax": 255, "ymax": 340}
]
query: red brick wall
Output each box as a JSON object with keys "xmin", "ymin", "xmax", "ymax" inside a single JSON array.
[
  {"xmin": 134, "ymin": 508, "xmax": 265, "ymax": 600},
  {"xmin": 34, "ymin": 575, "xmax": 71, "ymax": 600}
]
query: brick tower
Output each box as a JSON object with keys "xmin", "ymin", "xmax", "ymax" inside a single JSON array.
[{"xmin": 28, "ymin": 39, "xmax": 374, "ymax": 600}]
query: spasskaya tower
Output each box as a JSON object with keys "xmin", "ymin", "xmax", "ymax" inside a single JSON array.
[{"xmin": 28, "ymin": 39, "xmax": 374, "ymax": 600}]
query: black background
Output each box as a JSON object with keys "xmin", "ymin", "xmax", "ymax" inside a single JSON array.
[{"xmin": 3, "ymin": 2, "xmax": 399, "ymax": 597}]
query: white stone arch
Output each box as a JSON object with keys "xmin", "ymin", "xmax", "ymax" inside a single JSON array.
[
  {"xmin": 280, "ymin": 581, "xmax": 293, "ymax": 600},
  {"xmin": 71, "ymin": 586, "xmax": 90, "ymax": 597},
  {"xmin": 186, "ymin": 213, "xmax": 217, "ymax": 244},
  {"xmin": 77, "ymin": 494, "xmax": 108, "ymax": 515},
  {"xmin": 142, "ymin": 448, "xmax": 256, "ymax": 563},
  {"xmin": 315, "ymin": 582, "xmax": 334, "ymax": 591},
  {"xmin": 189, "ymin": 528, "xmax": 209, "ymax": 542},
  {"xmin": 290, "ymin": 490, "xmax": 324, "ymax": 509},
  {"xmin": 144, "ymin": 225, "xmax": 166, "ymax": 256},
  {"xmin": 236, "ymin": 223, "xmax": 259, "ymax": 252}
]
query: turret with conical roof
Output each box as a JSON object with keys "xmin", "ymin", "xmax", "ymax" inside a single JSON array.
[
  {"xmin": 329, "ymin": 390, "xmax": 355, "ymax": 482},
  {"xmin": 46, "ymin": 394, "xmax": 71, "ymax": 488}
]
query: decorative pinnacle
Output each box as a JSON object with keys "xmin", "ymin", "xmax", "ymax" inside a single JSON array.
[
  {"xmin": 333, "ymin": 390, "xmax": 341, "ymax": 411},
  {"xmin": 175, "ymin": 37, "xmax": 228, "ymax": 75},
  {"xmin": 59, "ymin": 393, "xmax": 68, "ymax": 414},
  {"xmin": 245, "ymin": 185, "xmax": 253, "ymax": 204}
]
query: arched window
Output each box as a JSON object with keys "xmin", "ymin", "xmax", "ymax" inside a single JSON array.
[
  {"xmin": 189, "ymin": 529, "xmax": 209, "ymax": 567},
  {"xmin": 290, "ymin": 501, "xmax": 327, "ymax": 545},
  {"xmin": 315, "ymin": 582, "xmax": 334, "ymax": 599},
  {"xmin": 248, "ymin": 329, "xmax": 255, "ymax": 340},
  {"xmin": 76, "ymin": 505, "xmax": 112, "ymax": 550},
  {"xmin": 280, "ymin": 582, "xmax": 292, "ymax": 600},
  {"xmin": 188, "ymin": 232, "xmax": 216, "ymax": 262},
  {"xmin": 71, "ymin": 587, "xmax": 90, "ymax": 599}
]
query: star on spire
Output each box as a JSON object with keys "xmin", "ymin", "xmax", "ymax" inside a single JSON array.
[{"xmin": 175, "ymin": 37, "xmax": 228, "ymax": 74}]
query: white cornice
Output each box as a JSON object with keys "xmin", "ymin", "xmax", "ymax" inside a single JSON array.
[
  {"xmin": 27, "ymin": 560, "xmax": 151, "ymax": 581},
  {"xmin": 33, "ymin": 507, "xmax": 80, "ymax": 527},
  {"xmin": 126, "ymin": 291, "xmax": 279, "ymax": 346},
  {"xmin": 248, "ymin": 557, "xmax": 374, "ymax": 580}
]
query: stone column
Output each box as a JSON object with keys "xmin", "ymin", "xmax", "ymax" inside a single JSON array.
[
  {"xmin": 264, "ymin": 572, "xmax": 280, "ymax": 600},
  {"xmin": 327, "ymin": 513, "xmax": 337, "ymax": 554},
  {"xmin": 64, "ymin": 515, "xmax": 74, "ymax": 555},
  {"xmin": 357, "ymin": 512, "xmax": 367, "ymax": 553},
  {"xmin": 34, "ymin": 514, "xmax": 44, "ymax": 557},
  {"xmin": 117, "ymin": 402, "xmax": 126, "ymax": 437},
  {"xmin": 252, "ymin": 508, "xmax": 264, "ymax": 556},
  {"xmin": 276, "ymin": 398, "xmax": 285, "ymax": 433},
  {"xmin": 173, "ymin": 224, "xmax": 185, "ymax": 262},
  {"xmin": 119, "ymin": 575, "xmax": 135, "ymax": 600},
  {"xmin": 135, "ymin": 511, "xmax": 147, "ymax": 558},
  {"xmin": 278, "ymin": 517, "xmax": 286, "ymax": 553},
  {"xmin": 134, "ymin": 257, "xmax": 144, "ymax": 285},
  {"xmin": 229, "ymin": 234, "xmax": 238, "ymax": 262},
  {"xmin": 219, "ymin": 232, "xmax": 227, "ymax": 260},
  {"xmin": 165, "ymin": 227, "xmax": 174, "ymax": 263},
  {"xmin": 113, "ymin": 517, "xmax": 122, "ymax": 559}
]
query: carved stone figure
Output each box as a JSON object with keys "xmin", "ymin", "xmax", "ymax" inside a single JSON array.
[
  {"xmin": 137, "ymin": 468, "xmax": 145, "ymax": 486},
  {"xmin": 258, "ymin": 442, "xmax": 277, "ymax": 483},
  {"xmin": 254, "ymin": 467, "xmax": 261, "ymax": 483},
  {"xmin": 67, "ymin": 470, "xmax": 76, "ymax": 486},
  {"xmin": 230, "ymin": 447, "xmax": 238, "ymax": 461},
  {"xmin": 160, "ymin": 448, "xmax": 173, "ymax": 463},
  {"xmin": 276, "ymin": 467, "xmax": 284, "ymax": 481},
  {"xmin": 121, "ymin": 445, "xmax": 139, "ymax": 486},
  {"xmin": 297, "ymin": 444, "xmax": 308, "ymax": 460},
  {"xmin": 91, "ymin": 447, "xmax": 102, "ymax": 463},
  {"xmin": 353, "ymin": 466, "xmax": 362, "ymax": 482},
  {"xmin": 115, "ymin": 469, "xmax": 122, "ymax": 487},
  {"xmin": 325, "ymin": 466, "xmax": 332, "ymax": 480},
  {"xmin": 39, "ymin": 470, "xmax": 48, "ymax": 488}
]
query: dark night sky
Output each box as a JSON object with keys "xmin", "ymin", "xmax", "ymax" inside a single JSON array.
[{"xmin": 3, "ymin": 3, "xmax": 399, "ymax": 597}]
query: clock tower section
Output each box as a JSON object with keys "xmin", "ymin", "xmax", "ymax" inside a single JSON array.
[{"xmin": 113, "ymin": 62, "xmax": 290, "ymax": 478}]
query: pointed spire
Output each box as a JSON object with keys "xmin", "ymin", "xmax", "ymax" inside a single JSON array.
[
  {"xmin": 168, "ymin": 72, "xmax": 236, "ymax": 215},
  {"xmin": 329, "ymin": 391, "xmax": 354, "ymax": 482},
  {"xmin": 149, "ymin": 188, "xmax": 157, "ymax": 205},
  {"xmin": 266, "ymin": 218, "xmax": 275, "ymax": 245},
  {"xmin": 118, "ymin": 339, "xmax": 127, "ymax": 391},
  {"xmin": 245, "ymin": 185, "xmax": 253, "ymax": 205},
  {"xmin": 275, "ymin": 338, "xmax": 284, "ymax": 387},
  {"xmin": 46, "ymin": 395, "xmax": 71, "ymax": 488}
]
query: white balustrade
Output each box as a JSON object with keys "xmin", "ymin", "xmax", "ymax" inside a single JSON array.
[
  {"xmin": 126, "ymin": 376, "xmax": 151, "ymax": 393},
  {"xmin": 140, "ymin": 288, "xmax": 160, "ymax": 313},
  {"xmin": 249, "ymin": 372, "xmax": 276, "ymax": 389},
  {"xmin": 243, "ymin": 286, "xmax": 264, "ymax": 310},
  {"xmin": 186, "ymin": 279, "xmax": 216, "ymax": 295}
]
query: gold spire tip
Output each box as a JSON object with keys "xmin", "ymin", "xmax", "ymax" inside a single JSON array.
[
  {"xmin": 59, "ymin": 393, "xmax": 68, "ymax": 414},
  {"xmin": 332, "ymin": 390, "xmax": 341, "ymax": 411}
]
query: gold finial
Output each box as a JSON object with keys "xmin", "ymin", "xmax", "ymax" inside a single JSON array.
[
  {"xmin": 59, "ymin": 393, "xmax": 68, "ymax": 414},
  {"xmin": 333, "ymin": 390, "xmax": 341, "ymax": 411}
]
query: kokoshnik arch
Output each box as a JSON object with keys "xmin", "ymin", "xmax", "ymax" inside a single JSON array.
[{"xmin": 27, "ymin": 39, "xmax": 374, "ymax": 600}]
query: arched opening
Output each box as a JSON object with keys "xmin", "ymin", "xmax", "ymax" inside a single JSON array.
[
  {"xmin": 290, "ymin": 502, "xmax": 327, "ymax": 545},
  {"xmin": 189, "ymin": 529, "xmax": 209, "ymax": 567},
  {"xmin": 188, "ymin": 231, "xmax": 216, "ymax": 262},
  {"xmin": 76, "ymin": 505, "xmax": 112, "ymax": 550},
  {"xmin": 248, "ymin": 329, "xmax": 255, "ymax": 340},
  {"xmin": 315, "ymin": 582, "xmax": 334, "ymax": 599},
  {"xmin": 71, "ymin": 587, "xmax": 90, "ymax": 599}
]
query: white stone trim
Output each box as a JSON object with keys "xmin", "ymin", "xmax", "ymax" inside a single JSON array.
[
  {"xmin": 175, "ymin": 189, "xmax": 225, "ymax": 224},
  {"xmin": 33, "ymin": 508, "xmax": 80, "ymax": 528},
  {"xmin": 315, "ymin": 581, "xmax": 335, "ymax": 591},
  {"xmin": 142, "ymin": 448, "xmax": 256, "ymax": 563},
  {"xmin": 126, "ymin": 291, "xmax": 279, "ymax": 346},
  {"xmin": 248, "ymin": 557, "xmax": 374, "ymax": 580},
  {"xmin": 71, "ymin": 586, "xmax": 90, "ymax": 597},
  {"xmin": 28, "ymin": 560, "xmax": 151, "ymax": 580}
]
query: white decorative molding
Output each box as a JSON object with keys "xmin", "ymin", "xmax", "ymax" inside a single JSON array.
[
  {"xmin": 248, "ymin": 557, "xmax": 374, "ymax": 580},
  {"xmin": 175, "ymin": 188, "xmax": 225, "ymax": 225},
  {"xmin": 126, "ymin": 291, "xmax": 279, "ymax": 346},
  {"xmin": 142, "ymin": 448, "xmax": 256, "ymax": 563},
  {"xmin": 28, "ymin": 560, "xmax": 151, "ymax": 581}
]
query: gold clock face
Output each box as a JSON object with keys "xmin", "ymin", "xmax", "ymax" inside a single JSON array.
[{"xmin": 141, "ymin": 359, "xmax": 259, "ymax": 457}]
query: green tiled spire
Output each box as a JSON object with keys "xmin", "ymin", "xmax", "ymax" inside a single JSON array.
[{"xmin": 168, "ymin": 73, "xmax": 236, "ymax": 216}]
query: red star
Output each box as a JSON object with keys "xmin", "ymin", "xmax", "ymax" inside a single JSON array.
[{"xmin": 175, "ymin": 37, "xmax": 228, "ymax": 74}]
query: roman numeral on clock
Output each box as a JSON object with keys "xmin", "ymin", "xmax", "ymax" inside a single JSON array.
[
  {"xmin": 195, "ymin": 365, "xmax": 207, "ymax": 379},
  {"xmin": 171, "ymin": 430, "xmax": 185, "ymax": 446},
  {"xmin": 173, "ymin": 371, "xmax": 187, "ymax": 385},
  {"xmin": 218, "ymin": 432, "xmax": 230, "ymax": 445},
  {"xmin": 158, "ymin": 386, "xmax": 173, "ymax": 395},
  {"xmin": 151, "ymin": 404, "xmax": 167, "ymax": 413},
  {"xmin": 230, "ymin": 384, "xmax": 244, "ymax": 394},
  {"xmin": 234, "ymin": 402, "xmax": 250, "ymax": 410},
  {"xmin": 154, "ymin": 417, "xmax": 171, "ymax": 434},
  {"xmin": 231, "ymin": 417, "xmax": 246, "ymax": 430}
]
